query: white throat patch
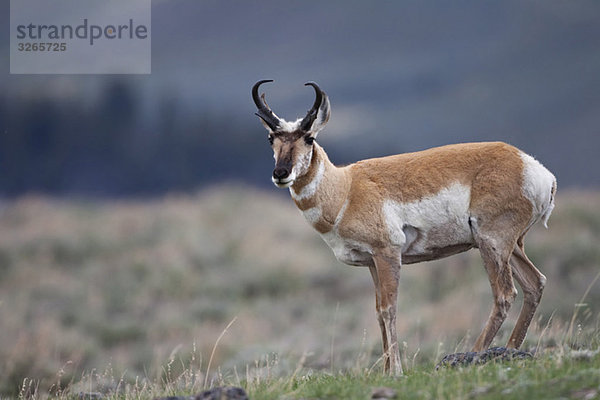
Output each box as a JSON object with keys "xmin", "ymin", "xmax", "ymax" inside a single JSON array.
[{"xmin": 290, "ymin": 160, "xmax": 325, "ymax": 201}]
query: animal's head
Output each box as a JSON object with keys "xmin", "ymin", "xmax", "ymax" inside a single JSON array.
[{"xmin": 252, "ymin": 80, "xmax": 330, "ymax": 188}]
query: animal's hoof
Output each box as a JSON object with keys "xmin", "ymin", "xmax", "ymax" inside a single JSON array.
[{"xmin": 435, "ymin": 346, "xmax": 533, "ymax": 370}]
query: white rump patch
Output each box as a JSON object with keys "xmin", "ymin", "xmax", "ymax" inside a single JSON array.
[
  {"xmin": 290, "ymin": 160, "xmax": 324, "ymax": 201},
  {"xmin": 520, "ymin": 152, "xmax": 556, "ymax": 228}
]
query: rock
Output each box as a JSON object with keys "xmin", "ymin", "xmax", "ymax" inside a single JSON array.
[
  {"xmin": 371, "ymin": 386, "xmax": 398, "ymax": 399},
  {"xmin": 157, "ymin": 397, "xmax": 188, "ymax": 400},
  {"xmin": 436, "ymin": 346, "xmax": 533, "ymax": 369},
  {"xmin": 194, "ymin": 386, "xmax": 248, "ymax": 400},
  {"xmin": 155, "ymin": 386, "xmax": 248, "ymax": 400}
]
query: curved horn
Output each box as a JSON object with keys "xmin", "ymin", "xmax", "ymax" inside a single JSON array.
[
  {"xmin": 252, "ymin": 80, "xmax": 280, "ymax": 131},
  {"xmin": 300, "ymin": 81, "xmax": 324, "ymax": 132}
]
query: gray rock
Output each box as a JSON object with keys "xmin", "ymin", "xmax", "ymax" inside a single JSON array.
[
  {"xmin": 195, "ymin": 386, "xmax": 248, "ymax": 400},
  {"xmin": 155, "ymin": 386, "xmax": 248, "ymax": 400},
  {"xmin": 436, "ymin": 346, "xmax": 533, "ymax": 370}
]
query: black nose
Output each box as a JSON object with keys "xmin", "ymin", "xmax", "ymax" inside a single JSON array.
[{"xmin": 273, "ymin": 167, "xmax": 290, "ymax": 180}]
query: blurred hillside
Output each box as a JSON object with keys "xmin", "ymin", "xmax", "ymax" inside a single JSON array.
[
  {"xmin": 1, "ymin": 1, "xmax": 600, "ymax": 195},
  {"xmin": 0, "ymin": 187, "xmax": 598, "ymax": 395}
]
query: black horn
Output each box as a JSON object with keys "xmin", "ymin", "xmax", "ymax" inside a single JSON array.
[
  {"xmin": 252, "ymin": 80, "xmax": 280, "ymax": 131},
  {"xmin": 300, "ymin": 82, "xmax": 324, "ymax": 132}
]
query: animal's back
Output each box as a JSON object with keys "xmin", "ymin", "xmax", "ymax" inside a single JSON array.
[{"xmin": 349, "ymin": 142, "xmax": 524, "ymax": 204}]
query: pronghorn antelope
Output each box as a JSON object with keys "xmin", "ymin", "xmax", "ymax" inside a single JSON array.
[{"xmin": 252, "ymin": 80, "xmax": 556, "ymax": 375}]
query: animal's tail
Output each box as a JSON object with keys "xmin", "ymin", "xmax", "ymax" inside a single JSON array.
[{"xmin": 541, "ymin": 178, "xmax": 557, "ymax": 228}]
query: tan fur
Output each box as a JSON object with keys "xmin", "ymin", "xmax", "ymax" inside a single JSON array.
[
  {"xmin": 257, "ymin": 84, "xmax": 555, "ymax": 376},
  {"xmin": 284, "ymin": 140, "xmax": 550, "ymax": 374},
  {"xmin": 293, "ymin": 142, "xmax": 532, "ymax": 248},
  {"xmin": 348, "ymin": 141, "xmax": 525, "ymax": 204}
]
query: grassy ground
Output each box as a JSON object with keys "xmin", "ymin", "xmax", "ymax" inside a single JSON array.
[
  {"xmin": 249, "ymin": 349, "xmax": 600, "ymax": 400},
  {"xmin": 1, "ymin": 186, "xmax": 599, "ymax": 398},
  {"xmin": 17, "ymin": 336, "xmax": 600, "ymax": 399}
]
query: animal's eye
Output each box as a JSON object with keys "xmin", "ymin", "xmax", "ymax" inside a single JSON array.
[
  {"xmin": 304, "ymin": 136, "xmax": 315, "ymax": 145},
  {"xmin": 268, "ymin": 135, "xmax": 274, "ymax": 145}
]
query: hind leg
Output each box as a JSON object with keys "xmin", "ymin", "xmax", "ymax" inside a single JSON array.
[
  {"xmin": 507, "ymin": 237, "xmax": 546, "ymax": 349},
  {"xmin": 468, "ymin": 168, "xmax": 541, "ymax": 352},
  {"xmin": 471, "ymin": 236, "xmax": 518, "ymax": 351},
  {"xmin": 470, "ymin": 216, "xmax": 520, "ymax": 352}
]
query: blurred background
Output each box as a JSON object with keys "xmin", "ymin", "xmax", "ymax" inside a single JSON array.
[
  {"xmin": 0, "ymin": 0, "xmax": 599, "ymax": 396},
  {"xmin": 2, "ymin": 0, "xmax": 600, "ymax": 194}
]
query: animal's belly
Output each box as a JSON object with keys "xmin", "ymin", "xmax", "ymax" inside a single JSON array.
[
  {"xmin": 402, "ymin": 243, "xmax": 474, "ymax": 264},
  {"xmin": 317, "ymin": 183, "xmax": 476, "ymax": 267},
  {"xmin": 401, "ymin": 221, "xmax": 474, "ymax": 260},
  {"xmin": 383, "ymin": 182, "xmax": 475, "ymax": 262}
]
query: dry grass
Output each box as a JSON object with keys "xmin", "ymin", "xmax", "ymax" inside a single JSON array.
[{"xmin": 0, "ymin": 187, "xmax": 598, "ymax": 397}]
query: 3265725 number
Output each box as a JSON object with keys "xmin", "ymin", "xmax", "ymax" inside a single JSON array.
[{"xmin": 17, "ymin": 42, "xmax": 67, "ymax": 52}]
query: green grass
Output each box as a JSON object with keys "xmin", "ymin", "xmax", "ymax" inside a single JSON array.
[
  {"xmin": 249, "ymin": 352, "xmax": 600, "ymax": 400},
  {"xmin": 17, "ymin": 340, "xmax": 600, "ymax": 399}
]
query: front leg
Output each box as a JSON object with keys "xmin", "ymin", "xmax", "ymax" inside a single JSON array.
[
  {"xmin": 369, "ymin": 265, "xmax": 389, "ymax": 371},
  {"xmin": 372, "ymin": 251, "xmax": 403, "ymax": 376}
]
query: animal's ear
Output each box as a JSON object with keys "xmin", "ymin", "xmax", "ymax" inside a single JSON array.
[
  {"xmin": 257, "ymin": 114, "xmax": 276, "ymax": 133},
  {"xmin": 306, "ymin": 93, "xmax": 330, "ymax": 137},
  {"xmin": 300, "ymin": 82, "xmax": 330, "ymax": 137}
]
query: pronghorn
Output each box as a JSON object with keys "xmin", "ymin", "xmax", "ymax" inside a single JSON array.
[{"xmin": 252, "ymin": 80, "xmax": 556, "ymax": 375}]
